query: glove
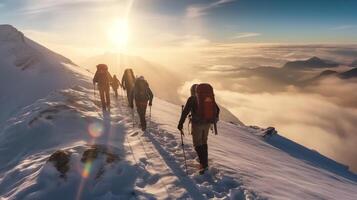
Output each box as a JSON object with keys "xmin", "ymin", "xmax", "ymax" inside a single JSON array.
[{"xmin": 177, "ymin": 123, "xmax": 183, "ymax": 131}]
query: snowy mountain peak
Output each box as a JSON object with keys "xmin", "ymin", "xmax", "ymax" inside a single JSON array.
[
  {"xmin": 0, "ymin": 25, "xmax": 91, "ymax": 124},
  {"xmin": 0, "ymin": 24, "xmax": 25, "ymax": 43}
]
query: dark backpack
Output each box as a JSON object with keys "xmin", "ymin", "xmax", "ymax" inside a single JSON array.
[
  {"xmin": 196, "ymin": 83, "xmax": 218, "ymax": 123},
  {"xmin": 134, "ymin": 78, "xmax": 149, "ymax": 102},
  {"xmin": 95, "ymin": 64, "xmax": 110, "ymax": 86}
]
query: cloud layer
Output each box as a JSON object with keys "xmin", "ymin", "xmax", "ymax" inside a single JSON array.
[{"xmin": 177, "ymin": 45, "xmax": 357, "ymax": 172}]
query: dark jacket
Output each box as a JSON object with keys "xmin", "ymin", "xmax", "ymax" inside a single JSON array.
[
  {"xmin": 130, "ymin": 79, "xmax": 154, "ymax": 106},
  {"xmin": 178, "ymin": 96, "xmax": 220, "ymax": 126},
  {"xmin": 93, "ymin": 71, "xmax": 112, "ymax": 89}
]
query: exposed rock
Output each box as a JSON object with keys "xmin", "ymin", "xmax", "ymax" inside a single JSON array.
[
  {"xmin": 48, "ymin": 150, "xmax": 70, "ymax": 178},
  {"xmin": 81, "ymin": 145, "xmax": 119, "ymax": 164}
]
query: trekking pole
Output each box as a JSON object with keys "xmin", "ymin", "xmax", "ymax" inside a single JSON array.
[
  {"xmin": 149, "ymin": 105, "xmax": 152, "ymax": 129},
  {"xmin": 132, "ymin": 103, "xmax": 135, "ymax": 128},
  {"xmin": 181, "ymin": 105, "xmax": 188, "ymax": 175},
  {"xmin": 93, "ymin": 83, "xmax": 96, "ymax": 100},
  {"xmin": 180, "ymin": 129, "xmax": 188, "ymax": 175},
  {"xmin": 149, "ymin": 106, "xmax": 152, "ymax": 120},
  {"xmin": 214, "ymin": 122, "xmax": 218, "ymax": 135}
]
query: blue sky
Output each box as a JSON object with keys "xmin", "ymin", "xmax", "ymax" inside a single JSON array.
[
  {"xmin": 150, "ymin": 0, "xmax": 357, "ymax": 43},
  {"xmin": 1, "ymin": 0, "xmax": 356, "ymax": 42},
  {"xmin": 0, "ymin": 0, "xmax": 356, "ymax": 61}
]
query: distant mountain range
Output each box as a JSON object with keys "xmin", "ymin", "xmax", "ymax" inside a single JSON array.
[
  {"xmin": 340, "ymin": 67, "xmax": 357, "ymax": 79},
  {"xmin": 283, "ymin": 56, "xmax": 357, "ymax": 79},
  {"xmin": 227, "ymin": 56, "xmax": 356, "ymax": 92},
  {"xmin": 283, "ymin": 56, "xmax": 339, "ymax": 70},
  {"xmin": 308, "ymin": 67, "xmax": 357, "ymax": 82}
]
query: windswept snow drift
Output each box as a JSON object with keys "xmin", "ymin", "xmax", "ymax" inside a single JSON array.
[{"xmin": 0, "ymin": 25, "xmax": 356, "ymax": 200}]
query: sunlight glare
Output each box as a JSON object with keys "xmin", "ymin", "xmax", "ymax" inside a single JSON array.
[{"xmin": 108, "ymin": 18, "xmax": 129, "ymax": 50}]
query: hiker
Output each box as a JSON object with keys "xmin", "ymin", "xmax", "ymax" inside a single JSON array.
[
  {"xmin": 111, "ymin": 75, "xmax": 121, "ymax": 98},
  {"xmin": 121, "ymin": 68, "xmax": 136, "ymax": 107},
  {"xmin": 130, "ymin": 76, "xmax": 153, "ymax": 131},
  {"xmin": 177, "ymin": 83, "xmax": 220, "ymax": 174},
  {"xmin": 93, "ymin": 64, "xmax": 113, "ymax": 111}
]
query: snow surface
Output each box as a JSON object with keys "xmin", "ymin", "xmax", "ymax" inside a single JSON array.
[
  {"xmin": 1, "ymin": 86, "xmax": 356, "ymax": 199},
  {"xmin": 0, "ymin": 25, "xmax": 92, "ymax": 125},
  {"xmin": 0, "ymin": 25, "xmax": 357, "ymax": 199}
]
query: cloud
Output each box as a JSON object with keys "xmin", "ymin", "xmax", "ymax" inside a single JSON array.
[
  {"xmin": 178, "ymin": 77, "xmax": 357, "ymax": 172},
  {"xmin": 174, "ymin": 44, "xmax": 357, "ymax": 172},
  {"xmin": 16, "ymin": 0, "xmax": 118, "ymax": 15},
  {"xmin": 186, "ymin": 0, "xmax": 235, "ymax": 18},
  {"xmin": 331, "ymin": 25, "xmax": 356, "ymax": 30},
  {"xmin": 233, "ymin": 32, "xmax": 261, "ymax": 39}
]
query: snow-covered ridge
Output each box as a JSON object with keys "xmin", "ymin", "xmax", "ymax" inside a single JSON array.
[
  {"xmin": 0, "ymin": 24, "xmax": 75, "ymax": 71},
  {"xmin": 0, "ymin": 25, "xmax": 25, "ymax": 42},
  {"xmin": 0, "ymin": 24, "xmax": 91, "ymax": 125}
]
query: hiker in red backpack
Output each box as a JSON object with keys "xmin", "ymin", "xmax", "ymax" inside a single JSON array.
[
  {"xmin": 130, "ymin": 76, "xmax": 154, "ymax": 131},
  {"xmin": 111, "ymin": 75, "xmax": 121, "ymax": 98},
  {"xmin": 121, "ymin": 68, "xmax": 136, "ymax": 107},
  {"xmin": 178, "ymin": 83, "xmax": 220, "ymax": 174},
  {"xmin": 93, "ymin": 64, "xmax": 113, "ymax": 111}
]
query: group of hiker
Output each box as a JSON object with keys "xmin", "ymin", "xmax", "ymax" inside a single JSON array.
[
  {"xmin": 93, "ymin": 65, "xmax": 153, "ymax": 131},
  {"xmin": 93, "ymin": 64, "xmax": 219, "ymax": 174}
]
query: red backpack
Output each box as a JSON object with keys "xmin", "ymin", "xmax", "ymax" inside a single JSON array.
[{"xmin": 196, "ymin": 83, "xmax": 218, "ymax": 123}]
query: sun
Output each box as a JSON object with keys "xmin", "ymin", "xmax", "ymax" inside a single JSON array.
[{"xmin": 108, "ymin": 18, "xmax": 129, "ymax": 50}]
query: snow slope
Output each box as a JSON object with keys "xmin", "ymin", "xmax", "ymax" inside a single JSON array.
[
  {"xmin": 0, "ymin": 25, "xmax": 356, "ymax": 200},
  {"xmin": 0, "ymin": 86, "xmax": 356, "ymax": 199},
  {"xmin": 0, "ymin": 25, "xmax": 92, "ymax": 125}
]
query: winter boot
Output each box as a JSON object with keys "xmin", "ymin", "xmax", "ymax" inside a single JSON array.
[
  {"xmin": 202, "ymin": 144, "xmax": 208, "ymax": 169},
  {"xmin": 194, "ymin": 146, "xmax": 204, "ymax": 167},
  {"xmin": 195, "ymin": 145, "xmax": 208, "ymax": 174}
]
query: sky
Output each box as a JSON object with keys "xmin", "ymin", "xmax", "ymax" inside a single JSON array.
[{"xmin": 0, "ymin": 0, "xmax": 357, "ymax": 63}]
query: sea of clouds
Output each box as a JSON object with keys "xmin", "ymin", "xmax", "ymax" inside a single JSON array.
[{"xmin": 177, "ymin": 44, "xmax": 357, "ymax": 172}]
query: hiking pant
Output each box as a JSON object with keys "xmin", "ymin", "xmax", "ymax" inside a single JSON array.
[
  {"xmin": 99, "ymin": 86, "xmax": 110, "ymax": 110},
  {"xmin": 192, "ymin": 123, "xmax": 210, "ymax": 168},
  {"xmin": 127, "ymin": 88, "xmax": 133, "ymax": 107},
  {"xmin": 191, "ymin": 123, "xmax": 210, "ymax": 147},
  {"xmin": 136, "ymin": 101, "xmax": 148, "ymax": 131}
]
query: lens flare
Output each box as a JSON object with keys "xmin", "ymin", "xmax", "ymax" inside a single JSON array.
[
  {"xmin": 88, "ymin": 122, "xmax": 103, "ymax": 138},
  {"xmin": 82, "ymin": 162, "xmax": 92, "ymax": 178}
]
